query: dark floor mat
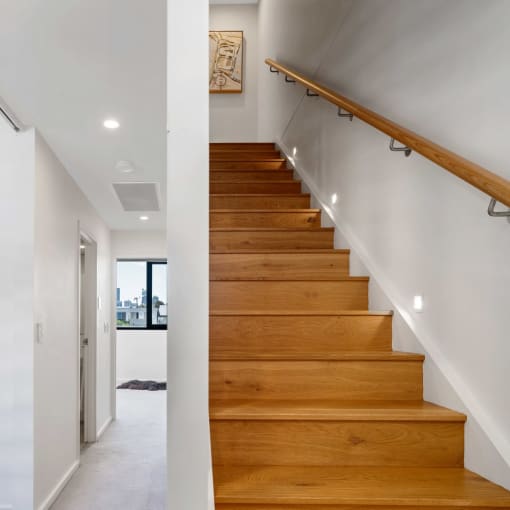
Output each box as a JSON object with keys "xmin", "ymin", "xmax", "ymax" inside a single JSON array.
[{"xmin": 117, "ymin": 380, "xmax": 167, "ymax": 391}]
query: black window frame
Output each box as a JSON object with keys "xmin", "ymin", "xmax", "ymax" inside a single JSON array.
[{"xmin": 116, "ymin": 259, "xmax": 167, "ymax": 331}]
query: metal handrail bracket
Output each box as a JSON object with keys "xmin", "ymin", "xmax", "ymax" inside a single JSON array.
[
  {"xmin": 338, "ymin": 107, "xmax": 354, "ymax": 121},
  {"xmin": 488, "ymin": 198, "xmax": 510, "ymax": 217},
  {"xmin": 389, "ymin": 138, "xmax": 412, "ymax": 157},
  {"xmin": 0, "ymin": 97, "xmax": 24, "ymax": 132}
]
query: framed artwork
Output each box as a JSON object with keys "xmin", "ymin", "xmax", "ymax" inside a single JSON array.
[{"xmin": 209, "ymin": 31, "xmax": 243, "ymax": 94}]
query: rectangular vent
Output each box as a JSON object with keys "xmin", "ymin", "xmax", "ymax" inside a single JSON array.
[{"xmin": 113, "ymin": 182, "xmax": 161, "ymax": 212}]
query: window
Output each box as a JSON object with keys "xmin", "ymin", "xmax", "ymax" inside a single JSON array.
[{"xmin": 116, "ymin": 260, "xmax": 167, "ymax": 330}]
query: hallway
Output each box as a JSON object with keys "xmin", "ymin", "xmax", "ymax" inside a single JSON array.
[{"xmin": 52, "ymin": 390, "xmax": 166, "ymax": 510}]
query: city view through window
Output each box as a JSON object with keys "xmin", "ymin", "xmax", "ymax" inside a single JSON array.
[{"xmin": 116, "ymin": 260, "xmax": 167, "ymax": 329}]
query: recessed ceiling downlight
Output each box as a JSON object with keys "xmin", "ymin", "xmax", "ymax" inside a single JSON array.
[
  {"xmin": 139, "ymin": 215, "xmax": 149, "ymax": 221},
  {"xmin": 115, "ymin": 160, "xmax": 135, "ymax": 173},
  {"xmin": 103, "ymin": 118, "xmax": 120, "ymax": 129}
]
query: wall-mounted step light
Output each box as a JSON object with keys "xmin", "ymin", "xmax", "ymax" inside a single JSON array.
[{"xmin": 413, "ymin": 295, "xmax": 424, "ymax": 312}]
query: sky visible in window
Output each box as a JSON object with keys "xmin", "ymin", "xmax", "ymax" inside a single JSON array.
[{"xmin": 117, "ymin": 261, "xmax": 146, "ymax": 304}]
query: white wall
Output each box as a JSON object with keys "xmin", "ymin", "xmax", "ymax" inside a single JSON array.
[
  {"xmin": 210, "ymin": 4, "xmax": 259, "ymax": 141},
  {"xmin": 258, "ymin": 0, "xmax": 351, "ymax": 141},
  {"xmin": 168, "ymin": 0, "xmax": 213, "ymax": 508},
  {"xmin": 0, "ymin": 121, "xmax": 35, "ymax": 510},
  {"xmin": 111, "ymin": 230, "xmax": 167, "ymax": 384},
  {"xmin": 259, "ymin": 0, "xmax": 510, "ymax": 489},
  {"xmin": 34, "ymin": 133, "xmax": 113, "ymax": 509},
  {"xmin": 116, "ymin": 331, "xmax": 167, "ymax": 383}
]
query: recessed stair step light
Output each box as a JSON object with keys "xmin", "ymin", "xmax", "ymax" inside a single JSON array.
[{"xmin": 413, "ymin": 295, "xmax": 424, "ymax": 312}]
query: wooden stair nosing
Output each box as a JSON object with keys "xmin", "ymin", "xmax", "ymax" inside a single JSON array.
[
  {"xmin": 210, "ymin": 208, "xmax": 321, "ymax": 213},
  {"xmin": 213, "ymin": 466, "xmax": 510, "ymax": 507},
  {"xmin": 210, "ymin": 142, "xmax": 275, "ymax": 147},
  {"xmin": 210, "ymin": 180, "xmax": 300, "ymax": 184},
  {"xmin": 210, "ymin": 193, "xmax": 310, "ymax": 197},
  {"xmin": 211, "ymin": 158, "xmax": 287, "ymax": 162},
  {"xmin": 210, "ymin": 249, "xmax": 350, "ymax": 254},
  {"xmin": 210, "ymin": 277, "xmax": 369, "ymax": 282},
  {"xmin": 210, "ymin": 351, "xmax": 425, "ymax": 362},
  {"xmin": 210, "ymin": 227, "xmax": 333, "ymax": 232},
  {"xmin": 209, "ymin": 310, "xmax": 393, "ymax": 316},
  {"xmin": 210, "ymin": 168, "xmax": 290, "ymax": 172},
  {"xmin": 209, "ymin": 400, "xmax": 467, "ymax": 422}
]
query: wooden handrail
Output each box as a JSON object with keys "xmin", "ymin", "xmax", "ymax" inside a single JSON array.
[{"xmin": 266, "ymin": 58, "xmax": 510, "ymax": 209}]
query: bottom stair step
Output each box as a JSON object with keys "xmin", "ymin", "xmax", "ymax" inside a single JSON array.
[{"xmin": 214, "ymin": 466, "xmax": 510, "ymax": 508}]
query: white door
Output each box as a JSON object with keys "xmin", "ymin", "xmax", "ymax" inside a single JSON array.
[{"xmin": 79, "ymin": 232, "xmax": 98, "ymax": 446}]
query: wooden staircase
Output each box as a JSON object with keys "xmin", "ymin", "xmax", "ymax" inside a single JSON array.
[{"xmin": 209, "ymin": 142, "xmax": 510, "ymax": 509}]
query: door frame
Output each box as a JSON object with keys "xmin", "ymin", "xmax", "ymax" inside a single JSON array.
[{"xmin": 77, "ymin": 225, "xmax": 98, "ymax": 451}]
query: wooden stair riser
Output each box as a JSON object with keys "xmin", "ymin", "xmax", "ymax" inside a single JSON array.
[
  {"xmin": 211, "ymin": 181, "xmax": 302, "ymax": 194},
  {"xmin": 210, "ymin": 314, "xmax": 392, "ymax": 355},
  {"xmin": 211, "ymin": 420, "xmax": 464, "ymax": 468},
  {"xmin": 211, "ymin": 143, "xmax": 276, "ymax": 151},
  {"xmin": 211, "ymin": 160, "xmax": 287, "ymax": 170},
  {"xmin": 210, "ymin": 194, "xmax": 311, "ymax": 209},
  {"xmin": 210, "ymin": 360, "xmax": 423, "ymax": 401},
  {"xmin": 210, "ymin": 229, "xmax": 334, "ymax": 251},
  {"xmin": 210, "ymin": 280, "xmax": 368, "ymax": 312},
  {"xmin": 210, "ymin": 211, "xmax": 322, "ymax": 229},
  {"xmin": 210, "ymin": 252, "xmax": 349, "ymax": 280},
  {"xmin": 210, "ymin": 170, "xmax": 294, "ymax": 181},
  {"xmin": 210, "ymin": 151, "xmax": 281, "ymax": 160}
]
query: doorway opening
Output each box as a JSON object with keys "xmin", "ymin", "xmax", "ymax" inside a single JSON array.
[{"xmin": 79, "ymin": 232, "xmax": 98, "ymax": 448}]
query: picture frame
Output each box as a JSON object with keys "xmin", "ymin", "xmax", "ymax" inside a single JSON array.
[{"xmin": 209, "ymin": 30, "xmax": 244, "ymax": 94}]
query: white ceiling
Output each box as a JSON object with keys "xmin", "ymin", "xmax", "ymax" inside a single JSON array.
[{"xmin": 0, "ymin": 0, "xmax": 167, "ymax": 230}]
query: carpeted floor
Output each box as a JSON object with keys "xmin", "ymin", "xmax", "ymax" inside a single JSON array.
[{"xmin": 51, "ymin": 390, "xmax": 166, "ymax": 510}]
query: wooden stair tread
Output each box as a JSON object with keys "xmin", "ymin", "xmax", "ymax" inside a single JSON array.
[
  {"xmin": 210, "ymin": 209, "xmax": 321, "ymax": 213},
  {"xmin": 210, "ymin": 193, "xmax": 310, "ymax": 197},
  {"xmin": 210, "ymin": 227, "xmax": 333, "ymax": 232},
  {"xmin": 210, "ymin": 170, "xmax": 293, "ymax": 176},
  {"xmin": 210, "ymin": 399, "xmax": 466, "ymax": 422},
  {"xmin": 214, "ymin": 465, "xmax": 510, "ymax": 507},
  {"xmin": 210, "ymin": 180, "xmax": 300, "ymax": 184},
  {"xmin": 210, "ymin": 310, "xmax": 393, "ymax": 316},
  {"xmin": 210, "ymin": 249, "xmax": 350, "ymax": 254},
  {"xmin": 212, "ymin": 158, "xmax": 287, "ymax": 162},
  {"xmin": 210, "ymin": 276, "xmax": 369, "ymax": 282},
  {"xmin": 211, "ymin": 351, "xmax": 425, "ymax": 362}
]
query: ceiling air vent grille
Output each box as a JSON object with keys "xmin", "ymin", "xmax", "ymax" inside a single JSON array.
[{"xmin": 112, "ymin": 182, "xmax": 161, "ymax": 212}]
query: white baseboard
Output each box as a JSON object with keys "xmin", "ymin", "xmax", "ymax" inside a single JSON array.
[
  {"xmin": 97, "ymin": 416, "xmax": 112, "ymax": 440},
  {"xmin": 37, "ymin": 459, "xmax": 79, "ymax": 510}
]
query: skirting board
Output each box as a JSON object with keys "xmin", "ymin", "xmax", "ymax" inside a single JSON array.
[
  {"xmin": 37, "ymin": 459, "xmax": 79, "ymax": 510},
  {"xmin": 97, "ymin": 415, "xmax": 113, "ymax": 440},
  {"xmin": 277, "ymin": 138, "xmax": 510, "ymax": 471}
]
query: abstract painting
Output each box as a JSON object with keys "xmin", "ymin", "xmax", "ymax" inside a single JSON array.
[{"xmin": 209, "ymin": 31, "xmax": 243, "ymax": 93}]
